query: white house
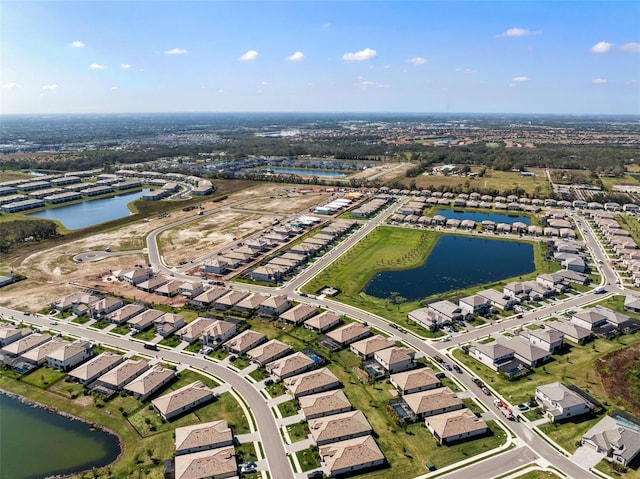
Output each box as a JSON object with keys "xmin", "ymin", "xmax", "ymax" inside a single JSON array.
[{"xmin": 536, "ymin": 382, "xmax": 593, "ymax": 423}]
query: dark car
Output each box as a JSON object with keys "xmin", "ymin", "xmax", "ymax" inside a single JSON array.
[
  {"xmin": 444, "ymin": 364, "xmax": 452, "ymax": 371},
  {"xmin": 453, "ymin": 365, "xmax": 462, "ymax": 373},
  {"xmin": 307, "ymin": 472, "xmax": 324, "ymax": 479}
]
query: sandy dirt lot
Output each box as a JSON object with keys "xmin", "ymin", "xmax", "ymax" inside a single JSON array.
[{"xmin": 0, "ymin": 183, "xmax": 331, "ymax": 312}]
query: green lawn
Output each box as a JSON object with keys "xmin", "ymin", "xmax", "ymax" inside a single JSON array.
[
  {"xmin": 194, "ymin": 391, "xmax": 251, "ymax": 434},
  {"xmin": 158, "ymin": 335, "xmax": 181, "ymax": 348},
  {"xmin": 510, "ymin": 470, "xmax": 562, "ymax": 479},
  {"xmin": 594, "ymin": 459, "xmax": 640, "ymax": 479},
  {"xmin": 247, "ymin": 316, "xmax": 321, "ymax": 352},
  {"xmin": 286, "ymin": 421, "xmax": 310, "ymax": 442},
  {"xmin": 132, "ymin": 328, "xmax": 158, "ymax": 341},
  {"xmin": 91, "ymin": 319, "xmax": 111, "ymax": 330},
  {"xmin": 277, "ymin": 400, "xmax": 300, "ymax": 418},
  {"xmin": 71, "ymin": 315, "xmax": 90, "ymax": 325},
  {"xmin": 296, "ymin": 447, "xmax": 321, "ymax": 472},
  {"xmin": 538, "ymin": 414, "xmax": 603, "ymax": 453},
  {"xmin": 230, "ymin": 355, "xmax": 251, "ymax": 370},
  {"xmin": 249, "ymin": 367, "xmax": 269, "ymax": 382},
  {"xmin": 20, "ymin": 366, "xmax": 67, "ymax": 388},
  {"xmin": 453, "ymin": 333, "xmax": 640, "ymax": 406},
  {"xmin": 266, "ymin": 380, "xmax": 288, "ymax": 398},
  {"xmin": 111, "ymin": 324, "xmax": 131, "ymax": 335}
]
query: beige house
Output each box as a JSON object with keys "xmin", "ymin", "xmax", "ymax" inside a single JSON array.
[
  {"xmin": 300, "ymin": 389, "xmax": 352, "ymax": 420},
  {"xmin": 178, "ymin": 281, "xmax": 204, "ymax": 300},
  {"xmin": 90, "ymin": 297, "xmax": 124, "ymax": 317},
  {"xmin": 176, "ymin": 317, "xmax": 217, "ymax": 344},
  {"xmin": 279, "ymin": 304, "xmax": 318, "ymax": 325},
  {"xmin": 1, "ymin": 333, "xmax": 50, "ymax": 358},
  {"xmin": 107, "ymin": 303, "xmax": 145, "ymax": 325},
  {"xmin": 174, "ymin": 446, "xmax": 237, "ymax": 479},
  {"xmin": 232, "ymin": 293, "xmax": 266, "ymax": 314},
  {"xmin": 175, "ymin": 420, "xmax": 233, "ymax": 456},
  {"xmin": 426, "ymin": 408, "xmax": 488, "ymax": 445},
  {"xmin": 265, "ymin": 352, "xmax": 315, "ymax": 379},
  {"xmin": 190, "ymin": 287, "xmax": 228, "ymax": 309},
  {"xmin": 319, "ymin": 435, "xmax": 385, "ymax": 478},
  {"xmin": 95, "ymin": 358, "xmax": 149, "ymax": 391},
  {"xmin": 128, "ymin": 309, "xmax": 165, "ymax": 331},
  {"xmin": 309, "ymin": 409, "xmax": 372, "ymax": 446},
  {"xmin": 152, "ymin": 381, "xmax": 214, "ymax": 420},
  {"xmin": 155, "ymin": 280, "xmax": 183, "ymax": 297},
  {"xmin": 304, "ymin": 311, "xmax": 341, "ymax": 333},
  {"xmin": 247, "ymin": 339, "xmax": 292, "ymax": 366},
  {"xmin": 350, "ymin": 335, "xmax": 395, "ymax": 359},
  {"xmin": 258, "ymin": 295, "xmax": 292, "ymax": 318},
  {"xmin": 390, "ymin": 368, "xmax": 440, "ymax": 395},
  {"xmin": 326, "ymin": 322, "xmax": 370, "ymax": 347},
  {"xmin": 285, "ymin": 367, "xmax": 341, "ymax": 398},
  {"xmin": 0, "ymin": 325, "xmax": 31, "ymax": 347},
  {"xmin": 46, "ymin": 341, "xmax": 93, "ymax": 371},
  {"xmin": 21, "ymin": 338, "xmax": 68, "ymax": 365},
  {"xmin": 373, "ymin": 347, "xmax": 415, "ymax": 374},
  {"xmin": 68, "ymin": 352, "xmax": 124, "ymax": 385},
  {"xmin": 200, "ymin": 320, "xmax": 238, "ymax": 348},
  {"xmin": 154, "ymin": 313, "xmax": 186, "ymax": 337},
  {"xmin": 223, "ymin": 330, "xmax": 266, "ymax": 355},
  {"xmin": 403, "ymin": 387, "xmax": 463, "ymax": 419},
  {"xmin": 124, "ymin": 365, "xmax": 176, "ymax": 401},
  {"xmin": 213, "ymin": 291, "xmax": 249, "ymax": 311}
]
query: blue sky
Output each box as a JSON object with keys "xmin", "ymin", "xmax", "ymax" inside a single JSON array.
[{"xmin": 1, "ymin": 1, "xmax": 639, "ymax": 114}]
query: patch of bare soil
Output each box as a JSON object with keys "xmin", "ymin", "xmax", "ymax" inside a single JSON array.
[{"xmin": 595, "ymin": 343, "xmax": 640, "ymax": 415}]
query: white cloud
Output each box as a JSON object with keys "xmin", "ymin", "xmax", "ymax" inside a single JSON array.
[
  {"xmin": 238, "ymin": 50, "xmax": 259, "ymax": 61},
  {"xmin": 216, "ymin": 89, "xmax": 225, "ymax": 94},
  {"xmin": 621, "ymin": 42, "xmax": 640, "ymax": 53},
  {"xmin": 42, "ymin": 84, "xmax": 59, "ymax": 91},
  {"xmin": 260, "ymin": 81, "xmax": 269, "ymax": 86},
  {"xmin": 286, "ymin": 51, "xmax": 305, "ymax": 62},
  {"xmin": 511, "ymin": 76, "xmax": 530, "ymax": 82},
  {"xmin": 592, "ymin": 78, "xmax": 607, "ymax": 85},
  {"xmin": 343, "ymin": 48, "xmax": 377, "ymax": 61},
  {"xmin": 1, "ymin": 82, "xmax": 20, "ymax": 89},
  {"xmin": 71, "ymin": 40, "xmax": 85, "ymax": 48},
  {"xmin": 591, "ymin": 41, "xmax": 613, "ymax": 53},
  {"xmin": 110, "ymin": 86, "xmax": 119, "ymax": 90},
  {"xmin": 89, "ymin": 63, "xmax": 105, "ymax": 70},
  {"xmin": 357, "ymin": 77, "xmax": 385, "ymax": 90},
  {"xmin": 164, "ymin": 48, "xmax": 188, "ymax": 55},
  {"xmin": 626, "ymin": 79, "xmax": 640, "ymax": 85},
  {"xmin": 456, "ymin": 68, "xmax": 478, "ymax": 74},
  {"xmin": 322, "ymin": 23, "xmax": 331, "ymax": 29},
  {"xmin": 407, "ymin": 57, "xmax": 427, "ymax": 65},
  {"xmin": 497, "ymin": 28, "xmax": 542, "ymax": 38},
  {"xmin": 120, "ymin": 63, "xmax": 131, "ymax": 69}
]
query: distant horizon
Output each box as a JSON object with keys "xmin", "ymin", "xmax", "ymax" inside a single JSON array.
[{"xmin": 2, "ymin": 1, "xmax": 638, "ymax": 115}]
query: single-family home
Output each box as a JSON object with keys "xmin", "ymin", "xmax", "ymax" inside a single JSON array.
[
  {"xmin": 425, "ymin": 408, "xmax": 488, "ymax": 445},
  {"xmin": 68, "ymin": 352, "xmax": 123, "ymax": 385},
  {"xmin": 124, "ymin": 365, "xmax": 176, "ymax": 401},
  {"xmin": 175, "ymin": 317, "xmax": 217, "ymax": 344},
  {"xmin": 477, "ymin": 289, "xmax": 518, "ymax": 311},
  {"xmin": 536, "ymin": 382, "xmax": 594, "ymax": 423},
  {"xmin": 390, "ymin": 368, "xmax": 440, "ymax": 395},
  {"xmin": 152, "ymin": 381, "xmax": 214, "ymax": 421},
  {"xmin": 200, "ymin": 320, "xmax": 238, "ymax": 349},
  {"xmin": 300, "ymin": 389, "xmax": 352, "ymax": 420},
  {"xmin": 373, "ymin": 347, "xmax": 415, "ymax": 374},
  {"xmin": 279, "ymin": 304, "xmax": 318, "ymax": 326},
  {"xmin": 178, "ymin": 281, "xmax": 204, "ymax": 300},
  {"xmin": 120, "ymin": 267, "xmax": 153, "ymax": 285},
  {"xmin": 571, "ymin": 310, "xmax": 608, "ymax": 331},
  {"xmin": 257, "ymin": 295, "xmax": 292, "ymax": 318},
  {"xmin": 265, "ymin": 352, "xmax": 316, "ymax": 379},
  {"xmin": 21, "ymin": 338, "xmax": 67, "ymax": 366},
  {"xmin": 498, "ymin": 337, "xmax": 551, "ymax": 368},
  {"xmin": 128, "ymin": 309, "xmax": 165, "ymax": 331},
  {"xmin": 547, "ymin": 320, "xmax": 592, "ymax": 345},
  {"xmin": 350, "ymin": 335, "xmax": 395, "ymax": 360},
  {"xmin": 304, "ymin": 311, "xmax": 341, "ymax": 333},
  {"xmin": 285, "ymin": 367, "xmax": 341, "ymax": 398},
  {"xmin": 458, "ymin": 295, "xmax": 492, "ymax": 317},
  {"xmin": 190, "ymin": 287, "xmax": 228, "ymax": 309},
  {"xmin": 155, "ymin": 280, "xmax": 183, "ymax": 298},
  {"xmin": 403, "ymin": 387, "xmax": 463, "ymax": 419},
  {"xmin": 308, "ymin": 409, "xmax": 373, "ymax": 446},
  {"xmin": 95, "ymin": 358, "xmax": 149, "ymax": 391},
  {"xmin": 89, "ymin": 297, "xmax": 125, "ymax": 317},
  {"xmin": 154, "ymin": 313, "xmax": 186, "ymax": 337},
  {"xmin": 0, "ymin": 333, "xmax": 50, "ymax": 358},
  {"xmin": 319, "ymin": 435, "xmax": 385, "ymax": 478},
  {"xmin": 528, "ymin": 328, "xmax": 565, "ymax": 353},
  {"xmin": 247, "ymin": 339, "xmax": 292, "ymax": 366},
  {"xmin": 107, "ymin": 303, "xmax": 146, "ymax": 325},
  {"xmin": 212, "ymin": 291, "xmax": 249, "ymax": 311},
  {"xmin": 46, "ymin": 341, "xmax": 93, "ymax": 371},
  {"xmin": 469, "ymin": 342, "xmax": 519, "ymax": 375},
  {"xmin": 325, "ymin": 323, "xmax": 370, "ymax": 348},
  {"xmin": 0, "ymin": 325, "xmax": 32, "ymax": 347},
  {"xmin": 223, "ymin": 330, "xmax": 266, "ymax": 355},
  {"xmin": 581, "ymin": 413, "xmax": 640, "ymax": 467},
  {"xmin": 232, "ymin": 294, "xmax": 267, "ymax": 315},
  {"xmin": 174, "ymin": 446, "xmax": 237, "ymax": 479},
  {"xmin": 136, "ymin": 276, "xmax": 169, "ymax": 293},
  {"xmin": 175, "ymin": 420, "xmax": 233, "ymax": 456}
]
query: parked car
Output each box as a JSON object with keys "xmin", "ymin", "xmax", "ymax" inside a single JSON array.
[{"xmin": 517, "ymin": 404, "xmax": 529, "ymax": 412}]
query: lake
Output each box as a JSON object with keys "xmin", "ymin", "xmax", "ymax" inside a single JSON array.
[
  {"xmin": 28, "ymin": 188, "xmax": 149, "ymax": 229},
  {"xmin": 363, "ymin": 235, "xmax": 535, "ymax": 301},
  {"xmin": 0, "ymin": 393, "xmax": 120, "ymax": 479},
  {"xmin": 434, "ymin": 209, "xmax": 530, "ymax": 224},
  {"xmin": 260, "ymin": 167, "xmax": 347, "ymax": 178}
]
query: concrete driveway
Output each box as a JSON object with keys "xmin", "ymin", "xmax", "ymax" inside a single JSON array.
[{"xmin": 571, "ymin": 444, "xmax": 604, "ymax": 470}]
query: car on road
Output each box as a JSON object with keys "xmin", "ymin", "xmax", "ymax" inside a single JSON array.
[
  {"xmin": 516, "ymin": 314, "xmax": 523, "ymax": 319},
  {"xmin": 50, "ymin": 320, "xmax": 58, "ymax": 325},
  {"xmin": 444, "ymin": 364, "xmax": 452, "ymax": 371},
  {"xmin": 481, "ymin": 386, "xmax": 491, "ymax": 395},
  {"xmin": 453, "ymin": 365, "xmax": 462, "ymax": 374}
]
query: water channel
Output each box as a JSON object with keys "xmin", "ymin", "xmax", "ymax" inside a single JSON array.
[
  {"xmin": 434, "ymin": 209, "xmax": 530, "ymax": 224},
  {"xmin": 27, "ymin": 188, "xmax": 150, "ymax": 230},
  {"xmin": 260, "ymin": 167, "xmax": 347, "ymax": 177},
  {"xmin": 0, "ymin": 393, "xmax": 120, "ymax": 479},
  {"xmin": 364, "ymin": 235, "xmax": 535, "ymax": 301}
]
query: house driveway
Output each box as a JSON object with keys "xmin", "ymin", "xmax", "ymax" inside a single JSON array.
[{"xmin": 571, "ymin": 444, "xmax": 603, "ymax": 470}]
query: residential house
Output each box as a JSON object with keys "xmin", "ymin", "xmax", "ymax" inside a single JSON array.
[
  {"xmin": 107, "ymin": 303, "xmax": 146, "ymax": 325},
  {"xmin": 528, "ymin": 328, "xmax": 565, "ymax": 353},
  {"xmin": 68, "ymin": 352, "xmax": 123, "ymax": 385},
  {"xmin": 498, "ymin": 337, "xmax": 551, "ymax": 368},
  {"xmin": 477, "ymin": 289, "xmax": 518, "ymax": 311},
  {"xmin": 547, "ymin": 320, "xmax": 592, "ymax": 345},
  {"xmin": 0, "ymin": 325, "xmax": 32, "ymax": 347},
  {"xmin": 128, "ymin": 309, "xmax": 165, "ymax": 331},
  {"xmin": 350, "ymin": 335, "xmax": 395, "ymax": 360},
  {"xmin": 223, "ymin": 330, "xmax": 266, "ymax": 355},
  {"xmin": 373, "ymin": 347, "xmax": 415, "ymax": 374},
  {"xmin": 425, "ymin": 408, "xmax": 488, "ymax": 445},
  {"xmin": 390, "ymin": 368, "xmax": 440, "ymax": 395},
  {"xmin": 536, "ymin": 382, "xmax": 593, "ymax": 423},
  {"xmin": 155, "ymin": 280, "xmax": 182, "ymax": 298},
  {"xmin": 200, "ymin": 258, "xmax": 230, "ymax": 275},
  {"xmin": 503, "ymin": 282, "xmax": 531, "ymax": 301},
  {"xmin": 258, "ymin": 295, "xmax": 292, "ymax": 319},
  {"xmin": 403, "ymin": 387, "xmax": 463, "ymax": 419},
  {"xmin": 120, "ymin": 267, "xmax": 153, "ymax": 285},
  {"xmin": 124, "ymin": 365, "xmax": 176, "ymax": 401},
  {"xmin": 249, "ymin": 264, "xmax": 288, "ymax": 283},
  {"xmin": 300, "ymin": 389, "xmax": 352, "ymax": 420},
  {"xmin": 152, "ymin": 381, "xmax": 214, "ymax": 420},
  {"xmin": 592, "ymin": 305, "xmax": 637, "ymax": 332},
  {"xmin": 623, "ymin": 296, "xmax": 640, "ymax": 313},
  {"xmin": 136, "ymin": 276, "xmax": 169, "ymax": 293},
  {"xmin": 21, "ymin": 339, "xmax": 68, "ymax": 366},
  {"xmin": 458, "ymin": 295, "xmax": 492, "ymax": 317},
  {"xmin": 174, "ymin": 446, "xmax": 237, "ymax": 479},
  {"xmin": 1, "ymin": 333, "xmax": 50, "ymax": 358},
  {"xmin": 265, "ymin": 352, "xmax": 316, "ymax": 379},
  {"xmin": 309, "ymin": 409, "xmax": 373, "ymax": 446},
  {"xmin": 279, "ymin": 304, "xmax": 318, "ymax": 326},
  {"xmin": 95, "ymin": 359, "xmax": 149, "ymax": 391},
  {"xmin": 46, "ymin": 341, "xmax": 93, "ymax": 371},
  {"xmin": 89, "ymin": 297, "xmax": 124, "ymax": 318},
  {"xmin": 285, "ymin": 367, "xmax": 341, "ymax": 398},
  {"xmin": 581, "ymin": 414, "xmax": 640, "ymax": 467},
  {"xmin": 469, "ymin": 342, "xmax": 519, "ymax": 374},
  {"xmin": 175, "ymin": 420, "xmax": 233, "ymax": 456},
  {"xmin": 200, "ymin": 320, "xmax": 238, "ymax": 349},
  {"xmin": 247, "ymin": 339, "xmax": 292, "ymax": 366},
  {"xmin": 175, "ymin": 317, "xmax": 217, "ymax": 344},
  {"xmin": 319, "ymin": 435, "xmax": 385, "ymax": 478},
  {"xmin": 212, "ymin": 291, "xmax": 249, "ymax": 311},
  {"xmin": 178, "ymin": 281, "xmax": 204, "ymax": 300},
  {"xmin": 325, "ymin": 322, "xmax": 370, "ymax": 347},
  {"xmin": 571, "ymin": 310, "xmax": 608, "ymax": 331},
  {"xmin": 232, "ymin": 294, "xmax": 266, "ymax": 315},
  {"xmin": 304, "ymin": 311, "xmax": 341, "ymax": 333},
  {"xmin": 70, "ymin": 293, "xmax": 102, "ymax": 317},
  {"xmin": 154, "ymin": 313, "xmax": 185, "ymax": 337},
  {"xmin": 190, "ymin": 287, "xmax": 228, "ymax": 309}
]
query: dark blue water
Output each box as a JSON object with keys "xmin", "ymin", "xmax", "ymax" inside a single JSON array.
[
  {"xmin": 434, "ymin": 209, "xmax": 530, "ymax": 225},
  {"xmin": 0, "ymin": 393, "xmax": 121, "ymax": 479},
  {"xmin": 28, "ymin": 188, "xmax": 149, "ymax": 229},
  {"xmin": 363, "ymin": 235, "xmax": 534, "ymax": 301},
  {"xmin": 261, "ymin": 167, "xmax": 347, "ymax": 178}
]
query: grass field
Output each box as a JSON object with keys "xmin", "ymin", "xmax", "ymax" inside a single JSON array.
[{"xmin": 302, "ymin": 226, "xmax": 557, "ymax": 336}]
